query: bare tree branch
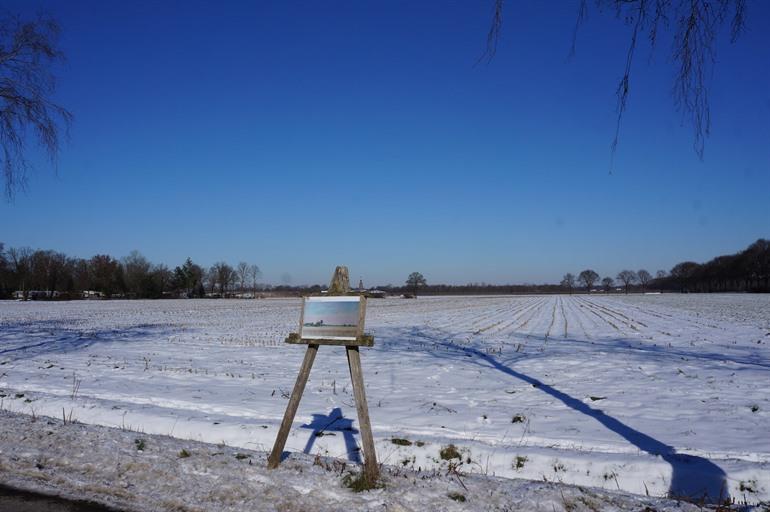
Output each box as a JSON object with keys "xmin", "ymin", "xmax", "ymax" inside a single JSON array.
[
  {"xmin": 481, "ymin": 0, "xmax": 747, "ymax": 163},
  {"xmin": 0, "ymin": 13, "xmax": 71, "ymax": 199},
  {"xmin": 477, "ymin": 0, "xmax": 505, "ymax": 66},
  {"xmin": 569, "ymin": 0, "xmax": 589, "ymax": 60},
  {"xmin": 610, "ymin": 0, "xmax": 645, "ymax": 170}
]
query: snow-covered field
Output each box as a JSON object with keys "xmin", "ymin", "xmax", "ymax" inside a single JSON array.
[{"xmin": 1, "ymin": 294, "xmax": 769, "ymax": 506}]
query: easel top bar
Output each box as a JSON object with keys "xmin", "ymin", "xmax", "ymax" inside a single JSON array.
[{"xmin": 284, "ymin": 332, "xmax": 374, "ymax": 347}]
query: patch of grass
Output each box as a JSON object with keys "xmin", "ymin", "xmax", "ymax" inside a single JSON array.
[
  {"xmin": 342, "ymin": 472, "xmax": 382, "ymax": 492},
  {"xmin": 553, "ymin": 461, "xmax": 566, "ymax": 472},
  {"xmin": 391, "ymin": 438, "xmax": 412, "ymax": 446},
  {"xmin": 513, "ymin": 455, "xmax": 528, "ymax": 470},
  {"xmin": 235, "ymin": 453, "xmax": 249, "ymax": 460},
  {"xmin": 448, "ymin": 491, "xmax": 466, "ymax": 502},
  {"xmin": 439, "ymin": 444, "xmax": 461, "ymax": 461},
  {"xmin": 415, "ymin": 441, "xmax": 425, "ymax": 447},
  {"xmin": 314, "ymin": 454, "xmax": 348, "ymax": 474},
  {"xmin": 134, "ymin": 438, "xmax": 146, "ymax": 451},
  {"xmin": 178, "ymin": 449, "xmax": 191, "ymax": 458},
  {"xmin": 511, "ymin": 414, "xmax": 526, "ymax": 423},
  {"xmin": 739, "ymin": 480, "xmax": 757, "ymax": 493},
  {"xmin": 750, "ymin": 404, "xmax": 759, "ymax": 413}
]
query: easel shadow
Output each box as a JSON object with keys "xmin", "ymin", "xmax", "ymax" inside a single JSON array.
[{"xmin": 300, "ymin": 407, "xmax": 361, "ymax": 463}]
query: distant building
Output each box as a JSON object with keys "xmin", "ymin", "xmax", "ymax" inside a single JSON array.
[
  {"xmin": 13, "ymin": 290, "xmax": 60, "ymax": 300},
  {"xmin": 352, "ymin": 277, "xmax": 386, "ymax": 298}
]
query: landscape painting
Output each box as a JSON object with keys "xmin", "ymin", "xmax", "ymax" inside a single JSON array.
[{"xmin": 300, "ymin": 296, "xmax": 362, "ymax": 340}]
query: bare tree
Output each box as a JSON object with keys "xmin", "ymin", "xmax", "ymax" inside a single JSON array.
[
  {"xmin": 617, "ymin": 270, "xmax": 638, "ymax": 294},
  {"xmin": 601, "ymin": 276, "xmax": 614, "ymax": 292},
  {"xmin": 560, "ymin": 273, "xmax": 575, "ymax": 294},
  {"xmin": 212, "ymin": 262, "xmax": 235, "ymax": 297},
  {"xmin": 236, "ymin": 261, "xmax": 249, "ymax": 293},
  {"xmin": 637, "ymin": 269, "xmax": 652, "ymax": 291},
  {"xmin": 204, "ymin": 266, "xmax": 217, "ymax": 295},
  {"xmin": 656, "ymin": 269, "xmax": 667, "ymax": 279},
  {"xmin": 578, "ymin": 269, "xmax": 599, "ymax": 293},
  {"xmin": 1, "ymin": 14, "xmax": 72, "ymax": 199},
  {"xmin": 89, "ymin": 254, "xmax": 123, "ymax": 297},
  {"xmin": 8, "ymin": 246, "xmax": 32, "ymax": 298},
  {"xmin": 480, "ymin": 0, "xmax": 747, "ymax": 161},
  {"xmin": 152, "ymin": 264, "xmax": 172, "ymax": 296},
  {"xmin": 122, "ymin": 250, "xmax": 151, "ymax": 298},
  {"xmin": 406, "ymin": 271, "xmax": 427, "ymax": 297},
  {"xmin": 670, "ymin": 261, "xmax": 699, "ymax": 292},
  {"xmin": 249, "ymin": 264, "xmax": 262, "ymax": 295},
  {"xmin": 0, "ymin": 242, "xmax": 8, "ymax": 295},
  {"xmin": 28, "ymin": 249, "xmax": 66, "ymax": 297}
]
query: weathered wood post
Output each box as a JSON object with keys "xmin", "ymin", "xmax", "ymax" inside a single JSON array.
[{"xmin": 267, "ymin": 266, "xmax": 379, "ymax": 484}]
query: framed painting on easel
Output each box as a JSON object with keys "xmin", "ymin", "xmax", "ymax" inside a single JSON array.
[{"xmin": 300, "ymin": 296, "xmax": 365, "ymax": 341}]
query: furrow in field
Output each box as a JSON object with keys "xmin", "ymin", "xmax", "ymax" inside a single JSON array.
[
  {"xmin": 495, "ymin": 297, "xmax": 549, "ymax": 352},
  {"xmin": 544, "ymin": 298, "xmax": 558, "ymax": 343},
  {"xmin": 516, "ymin": 297, "xmax": 556, "ymax": 354},
  {"xmin": 560, "ymin": 297, "xmax": 568, "ymax": 338},
  {"xmin": 481, "ymin": 297, "xmax": 545, "ymax": 337},
  {"xmin": 481, "ymin": 298, "xmax": 543, "ymax": 336},
  {"xmin": 562, "ymin": 296, "xmax": 590, "ymax": 339},
  {"xmin": 508, "ymin": 297, "xmax": 549, "ymax": 334},
  {"xmin": 471, "ymin": 299, "xmax": 536, "ymax": 335},
  {"xmin": 573, "ymin": 297, "xmax": 627, "ymax": 335},
  {"xmin": 595, "ymin": 299, "xmax": 706, "ymax": 341},
  {"xmin": 612, "ymin": 299, "xmax": 728, "ymax": 332},
  {"xmin": 580, "ymin": 298, "xmax": 642, "ymax": 331}
]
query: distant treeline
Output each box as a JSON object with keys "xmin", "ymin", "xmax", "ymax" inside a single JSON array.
[
  {"xmin": 1, "ymin": 238, "xmax": 768, "ymax": 300},
  {"xmin": 0, "ymin": 244, "xmax": 261, "ymax": 300},
  {"xmin": 655, "ymin": 238, "xmax": 769, "ymax": 293},
  {"xmin": 373, "ymin": 283, "xmax": 566, "ymax": 296},
  {"xmin": 556, "ymin": 238, "xmax": 769, "ymax": 295}
]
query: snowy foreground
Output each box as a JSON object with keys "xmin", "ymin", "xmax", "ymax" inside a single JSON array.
[
  {"xmin": 1, "ymin": 295, "xmax": 769, "ymax": 509},
  {"xmin": 0, "ymin": 410, "xmax": 710, "ymax": 512}
]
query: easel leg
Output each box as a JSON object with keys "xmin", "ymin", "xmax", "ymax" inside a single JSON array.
[
  {"xmin": 346, "ymin": 346, "xmax": 379, "ymax": 483},
  {"xmin": 267, "ymin": 343, "xmax": 319, "ymax": 469}
]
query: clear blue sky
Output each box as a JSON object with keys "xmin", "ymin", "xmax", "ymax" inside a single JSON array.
[{"xmin": 2, "ymin": 1, "xmax": 768, "ymax": 286}]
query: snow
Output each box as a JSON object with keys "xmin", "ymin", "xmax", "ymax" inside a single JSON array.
[
  {"xmin": 0, "ymin": 410, "xmax": 722, "ymax": 511},
  {"xmin": 1, "ymin": 294, "xmax": 769, "ymax": 507}
]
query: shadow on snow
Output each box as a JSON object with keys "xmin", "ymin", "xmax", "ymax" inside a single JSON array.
[
  {"xmin": 375, "ymin": 326, "xmax": 731, "ymax": 504},
  {"xmin": 300, "ymin": 407, "xmax": 361, "ymax": 463},
  {"xmin": 0, "ymin": 319, "xmax": 179, "ymax": 361}
]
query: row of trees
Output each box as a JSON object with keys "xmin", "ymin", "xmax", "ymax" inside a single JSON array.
[
  {"xmin": 3, "ymin": 238, "xmax": 767, "ymax": 300},
  {"xmin": 663, "ymin": 239, "xmax": 770, "ymax": 293},
  {"xmin": 0, "ymin": 243, "xmax": 261, "ymax": 299},
  {"xmin": 560, "ymin": 269, "xmax": 662, "ymax": 294},
  {"xmin": 560, "ymin": 239, "xmax": 770, "ymax": 294}
]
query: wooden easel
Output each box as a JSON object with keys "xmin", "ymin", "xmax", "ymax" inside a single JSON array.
[{"xmin": 267, "ymin": 266, "xmax": 379, "ymax": 484}]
